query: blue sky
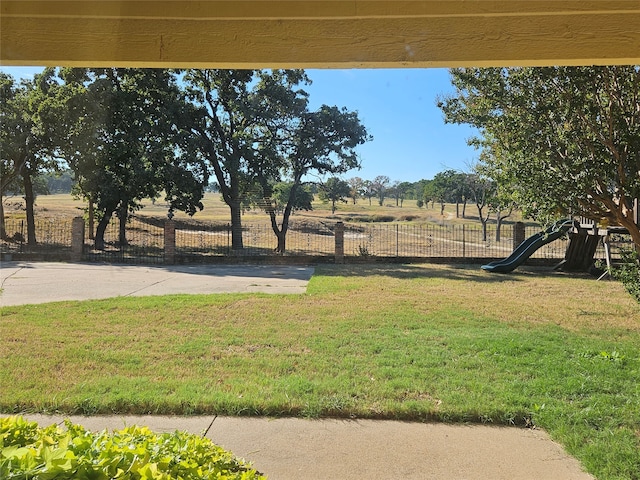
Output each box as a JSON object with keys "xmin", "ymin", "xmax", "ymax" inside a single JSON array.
[
  {"xmin": 1, "ymin": 66, "xmax": 479, "ymax": 183},
  {"xmin": 305, "ymin": 69, "xmax": 479, "ymax": 182}
]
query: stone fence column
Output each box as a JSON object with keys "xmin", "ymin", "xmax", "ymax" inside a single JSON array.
[
  {"xmin": 513, "ymin": 221, "xmax": 526, "ymax": 250},
  {"xmin": 335, "ymin": 221, "xmax": 345, "ymax": 264},
  {"xmin": 164, "ymin": 220, "xmax": 176, "ymax": 265},
  {"xmin": 71, "ymin": 217, "xmax": 85, "ymax": 262}
]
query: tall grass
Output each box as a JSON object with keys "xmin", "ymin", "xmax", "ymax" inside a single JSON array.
[{"xmin": 1, "ymin": 264, "xmax": 639, "ymax": 479}]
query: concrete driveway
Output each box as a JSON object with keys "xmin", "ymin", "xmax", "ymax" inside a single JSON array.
[{"xmin": 0, "ymin": 262, "xmax": 315, "ymax": 306}]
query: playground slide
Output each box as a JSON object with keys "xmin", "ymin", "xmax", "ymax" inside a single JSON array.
[{"xmin": 481, "ymin": 220, "xmax": 574, "ymax": 273}]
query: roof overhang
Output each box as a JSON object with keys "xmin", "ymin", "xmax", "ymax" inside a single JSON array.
[{"xmin": 2, "ymin": 1, "xmax": 640, "ymax": 68}]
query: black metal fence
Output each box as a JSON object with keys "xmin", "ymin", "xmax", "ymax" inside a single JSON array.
[
  {"xmin": 83, "ymin": 216, "xmax": 165, "ymax": 264},
  {"xmin": 342, "ymin": 223, "xmax": 569, "ymax": 259},
  {"xmin": 1, "ymin": 218, "xmax": 73, "ymax": 259},
  {"xmin": 175, "ymin": 221, "xmax": 336, "ymax": 258},
  {"xmin": 1, "ymin": 215, "xmax": 588, "ymax": 264}
]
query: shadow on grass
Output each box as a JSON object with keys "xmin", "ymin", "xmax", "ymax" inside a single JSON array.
[{"xmin": 315, "ymin": 263, "xmax": 580, "ymax": 284}]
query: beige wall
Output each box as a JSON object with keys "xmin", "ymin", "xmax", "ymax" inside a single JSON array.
[{"xmin": 2, "ymin": 1, "xmax": 640, "ymax": 68}]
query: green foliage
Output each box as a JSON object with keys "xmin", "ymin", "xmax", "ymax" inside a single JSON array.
[
  {"xmin": 0, "ymin": 69, "xmax": 64, "ymax": 243},
  {"xmin": 0, "ymin": 416, "xmax": 265, "ymax": 480},
  {"xmin": 271, "ymin": 181, "xmax": 314, "ymax": 213},
  {"xmin": 38, "ymin": 170, "xmax": 75, "ymax": 194},
  {"xmin": 611, "ymin": 248, "xmax": 640, "ymax": 303},
  {"xmin": 439, "ymin": 66, "xmax": 640, "ymax": 249},
  {"xmin": 318, "ymin": 177, "xmax": 351, "ymax": 213},
  {"xmin": 370, "ymin": 175, "xmax": 390, "ymax": 206},
  {"xmin": 183, "ymin": 69, "xmax": 369, "ymax": 252},
  {"xmin": 57, "ymin": 68, "xmax": 208, "ymax": 248}
]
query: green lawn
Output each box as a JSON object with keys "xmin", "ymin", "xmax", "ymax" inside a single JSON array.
[{"xmin": 1, "ymin": 264, "xmax": 639, "ymax": 479}]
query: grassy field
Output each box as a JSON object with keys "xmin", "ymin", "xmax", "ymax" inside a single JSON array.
[
  {"xmin": 4, "ymin": 192, "xmax": 533, "ymax": 227},
  {"xmin": 1, "ymin": 264, "xmax": 639, "ymax": 479}
]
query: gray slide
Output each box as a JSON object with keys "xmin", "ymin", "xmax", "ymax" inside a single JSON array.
[{"xmin": 481, "ymin": 220, "xmax": 574, "ymax": 273}]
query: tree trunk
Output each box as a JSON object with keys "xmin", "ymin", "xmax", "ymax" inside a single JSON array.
[
  {"xmin": 271, "ymin": 179, "xmax": 301, "ymax": 254},
  {"xmin": 476, "ymin": 205, "xmax": 489, "ymax": 241},
  {"xmin": 275, "ymin": 220, "xmax": 287, "ymax": 254},
  {"xmin": 94, "ymin": 209, "xmax": 113, "ymax": 250},
  {"xmin": 229, "ymin": 198, "xmax": 244, "ymax": 250},
  {"xmin": 462, "ymin": 200, "xmax": 467, "ymax": 218},
  {"xmin": 22, "ymin": 169, "xmax": 37, "ymax": 245},
  {"xmin": 456, "ymin": 202, "xmax": 460, "ymax": 218},
  {"xmin": 117, "ymin": 203, "xmax": 128, "ymax": 246},
  {"xmin": 617, "ymin": 214, "xmax": 640, "ymax": 253},
  {"xmin": 495, "ymin": 207, "xmax": 514, "ymax": 242},
  {"xmin": 88, "ymin": 197, "xmax": 95, "ymax": 240},
  {"xmin": 331, "ymin": 200, "xmax": 337, "ymax": 214}
]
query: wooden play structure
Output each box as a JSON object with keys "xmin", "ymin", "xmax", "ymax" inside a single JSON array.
[{"xmin": 560, "ymin": 200, "xmax": 639, "ymax": 273}]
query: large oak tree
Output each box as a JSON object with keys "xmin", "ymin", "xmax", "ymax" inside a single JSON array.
[
  {"xmin": 0, "ymin": 70, "xmax": 62, "ymax": 245},
  {"xmin": 59, "ymin": 68, "xmax": 207, "ymax": 249}
]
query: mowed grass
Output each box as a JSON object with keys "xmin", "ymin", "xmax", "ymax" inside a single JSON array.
[{"xmin": 1, "ymin": 264, "xmax": 639, "ymax": 479}]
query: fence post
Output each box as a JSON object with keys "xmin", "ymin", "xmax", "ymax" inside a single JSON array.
[
  {"xmin": 164, "ymin": 220, "xmax": 176, "ymax": 264},
  {"xmin": 335, "ymin": 221, "xmax": 345, "ymax": 264},
  {"xmin": 71, "ymin": 217, "xmax": 85, "ymax": 262},
  {"xmin": 513, "ymin": 222, "xmax": 526, "ymax": 249}
]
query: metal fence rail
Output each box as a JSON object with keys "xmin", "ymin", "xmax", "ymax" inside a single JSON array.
[
  {"xmin": 175, "ymin": 221, "xmax": 336, "ymax": 258},
  {"xmin": 1, "ymin": 218, "xmax": 73, "ymax": 258},
  {"xmin": 344, "ymin": 223, "xmax": 570, "ymax": 259},
  {"xmin": 1, "ymin": 216, "xmax": 595, "ymax": 264},
  {"xmin": 83, "ymin": 216, "xmax": 165, "ymax": 264}
]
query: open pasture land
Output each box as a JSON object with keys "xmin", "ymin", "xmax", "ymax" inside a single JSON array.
[
  {"xmin": 5, "ymin": 193, "xmax": 532, "ymax": 227},
  {"xmin": 4, "ymin": 194, "xmax": 561, "ymax": 261},
  {"xmin": 1, "ymin": 264, "xmax": 639, "ymax": 479}
]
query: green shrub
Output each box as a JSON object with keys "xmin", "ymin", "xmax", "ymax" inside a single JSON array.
[
  {"xmin": 0, "ymin": 416, "xmax": 265, "ymax": 480},
  {"xmin": 356, "ymin": 244, "xmax": 373, "ymax": 257},
  {"xmin": 611, "ymin": 248, "xmax": 640, "ymax": 303},
  {"xmin": 372, "ymin": 214, "xmax": 395, "ymax": 223}
]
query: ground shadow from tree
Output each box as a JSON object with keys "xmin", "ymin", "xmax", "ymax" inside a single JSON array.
[{"xmin": 315, "ymin": 263, "xmax": 584, "ymax": 284}]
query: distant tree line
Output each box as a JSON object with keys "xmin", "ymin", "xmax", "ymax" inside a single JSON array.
[{"xmin": 339, "ymin": 170, "xmax": 512, "ymax": 241}]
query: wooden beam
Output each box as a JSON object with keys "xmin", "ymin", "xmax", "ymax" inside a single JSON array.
[{"xmin": 2, "ymin": 1, "xmax": 640, "ymax": 68}]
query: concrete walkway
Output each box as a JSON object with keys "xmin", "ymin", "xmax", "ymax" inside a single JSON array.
[
  {"xmin": 2, "ymin": 262, "xmax": 594, "ymax": 479},
  {"xmin": 0, "ymin": 262, "xmax": 314, "ymax": 306},
  {"xmin": 22, "ymin": 415, "xmax": 593, "ymax": 480}
]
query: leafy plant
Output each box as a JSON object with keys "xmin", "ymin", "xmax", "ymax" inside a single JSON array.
[
  {"xmin": 0, "ymin": 416, "xmax": 265, "ymax": 480},
  {"xmin": 610, "ymin": 248, "xmax": 640, "ymax": 303},
  {"xmin": 356, "ymin": 243, "xmax": 372, "ymax": 257},
  {"xmin": 599, "ymin": 349, "xmax": 626, "ymax": 364}
]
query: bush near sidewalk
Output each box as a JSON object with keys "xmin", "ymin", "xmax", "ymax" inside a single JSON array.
[{"xmin": 0, "ymin": 416, "xmax": 265, "ymax": 480}]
